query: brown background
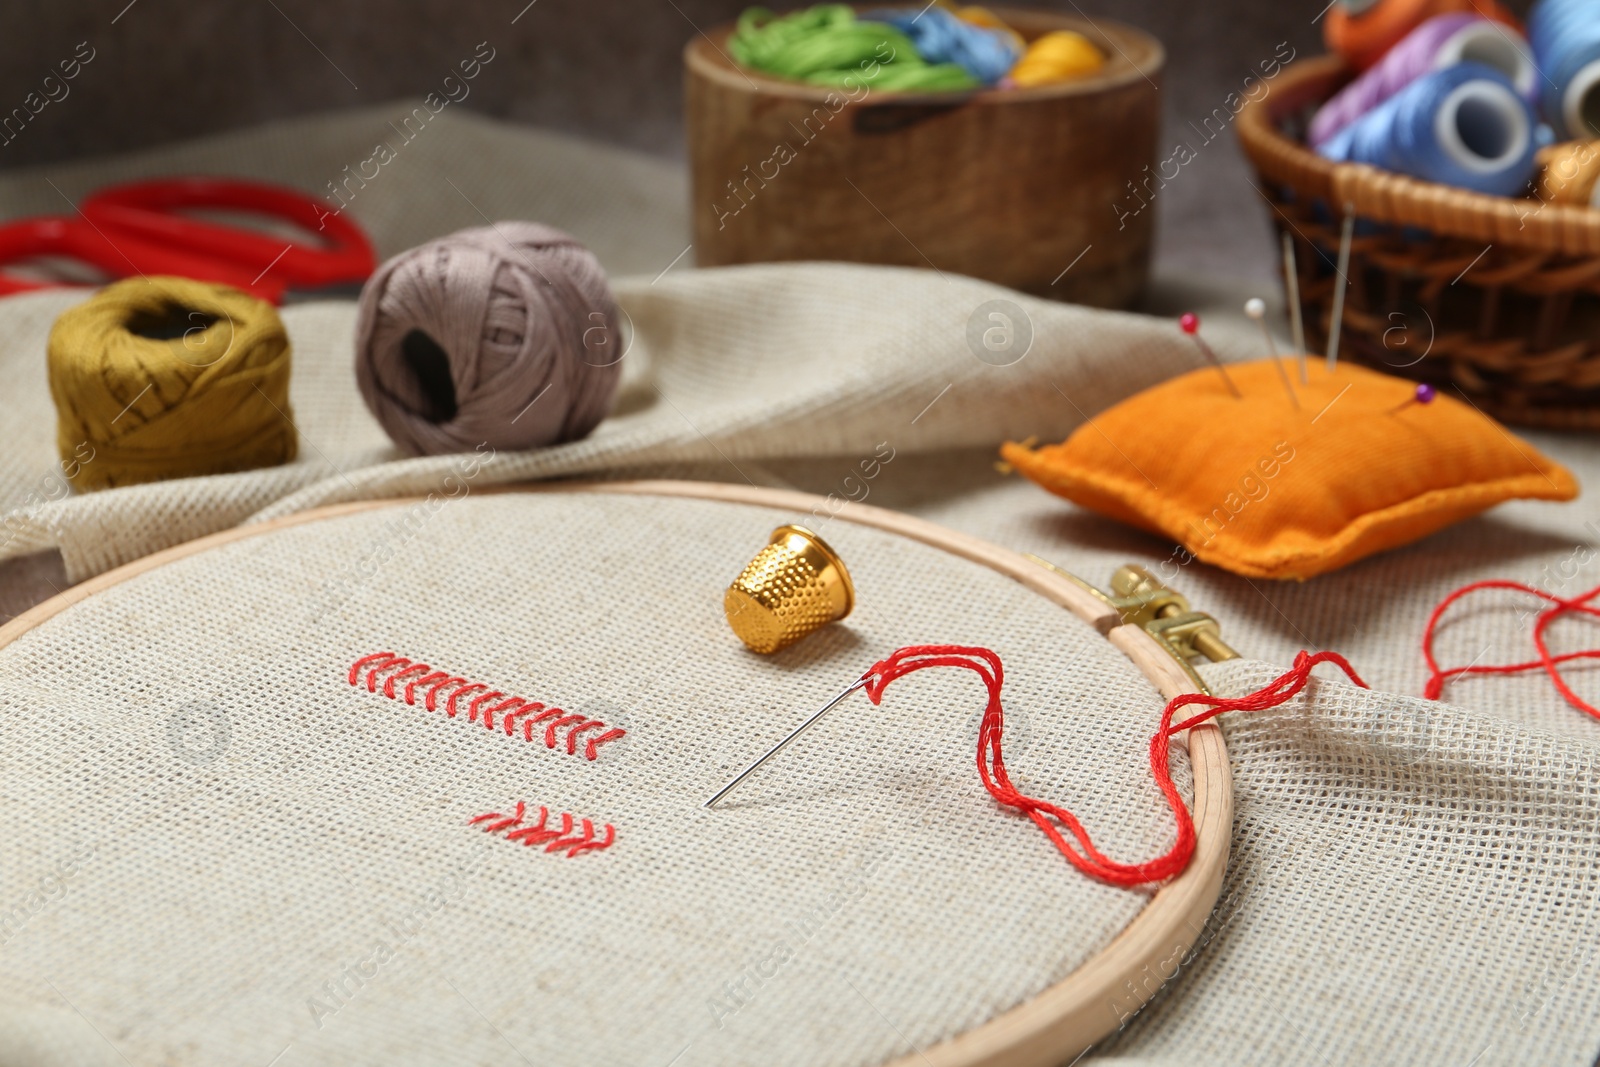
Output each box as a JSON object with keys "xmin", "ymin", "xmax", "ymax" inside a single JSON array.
[{"xmin": 0, "ymin": 0, "xmax": 1527, "ymax": 277}]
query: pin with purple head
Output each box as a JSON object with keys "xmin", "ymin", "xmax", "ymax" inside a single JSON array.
[{"xmin": 1389, "ymin": 382, "xmax": 1437, "ymax": 414}]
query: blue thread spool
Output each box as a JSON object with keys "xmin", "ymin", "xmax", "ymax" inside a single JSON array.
[
  {"xmin": 1528, "ymin": 0, "xmax": 1600, "ymax": 139},
  {"xmin": 1317, "ymin": 62, "xmax": 1538, "ymax": 196}
]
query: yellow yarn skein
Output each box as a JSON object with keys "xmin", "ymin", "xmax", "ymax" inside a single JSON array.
[
  {"xmin": 47, "ymin": 276, "xmax": 297, "ymax": 492},
  {"xmin": 1009, "ymin": 30, "xmax": 1104, "ymax": 87}
]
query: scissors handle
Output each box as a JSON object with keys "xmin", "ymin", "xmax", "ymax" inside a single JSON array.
[
  {"xmin": 0, "ymin": 216, "xmax": 285, "ymax": 302},
  {"xmin": 80, "ymin": 177, "xmax": 375, "ymax": 290}
]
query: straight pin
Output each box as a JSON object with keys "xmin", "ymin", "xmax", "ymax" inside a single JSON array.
[
  {"xmin": 1326, "ymin": 208, "xmax": 1355, "ymax": 372},
  {"xmin": 1281, "ymin": 230, "xmax": 1307, "ymax": 382},
  {"xmin": 1246, "ymin": 298, "xmax": 1299, "ymax": 409},
  {"xmin": 1178, "ymin": 312, "xmax": 1242, "ymax": 398},
  {"xmin": 703, "ymin": 674, "xmax": 870, "ymax": 809},
  {"xmin": 1388, "ymin": 382, "xmax": 1437, "ymax": 414}
]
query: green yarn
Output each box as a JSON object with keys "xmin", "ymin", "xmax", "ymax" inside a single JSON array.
[{"xmin": 730, "ymin": 5, "xmax": 978, "ymax": 91}]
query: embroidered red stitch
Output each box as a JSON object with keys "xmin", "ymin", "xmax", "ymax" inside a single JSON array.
[
  {"xmin": 421, "ymin": 675, "xmax": 467, "ymax": 710},
  {"xmin": 349, "ymin": 652, "xmax": 395, "ymax": 686},
  {"xmin": 473, "ymin": 803, "xmax": 616, "ymax": 858},
  {"xmin": 506, "ymin": 808, "xmax": 557, "ymax": 844},
  {"xmin": 502, "ymin": 701, "xmax": 547, "ymax": 736},
  {"xmin": 466, "ymin": 690, "xmax": 507, "ymax": 724},
  {"xmin": 567, "ymin": 822, "xmax": 615, "ymax": 857},
  {"xmin": 446, "ymin": 683, "xmax": 488, "ymax": 718},
  {"xmin": 481, "ymin": 697, "xmax": 529, "ymax": 731},
  {"xmin": 367, "ymin": 656, "xmax": 414, "ymax": 693},
  {"xmin": 405, "ymin": 670, "xmax": 450, "ymax": 705},
  {"xmin": 565, "ymin": 720, "xmax": 603, "ymax": 755},
  {"xmin": 469, "ymin": 802, "xmax": 527, "ymax": 834},
  {"xmin": 520, "ymin": 707, "xmax": 565, "ymax": 742},
  {"xmin": 585, "ymin": 728, "xmax": 626, "ymax": 760},
  {"xmin": 384, "ymin": 663, "xmax": 431, "ymax": 699},
  {"xmin": 348, "ymin": 653, "xmax": 627, "ymax": 761},
  {"xmin": 544, "ymin": 714, "xmax": 586, "ymax": 748}
]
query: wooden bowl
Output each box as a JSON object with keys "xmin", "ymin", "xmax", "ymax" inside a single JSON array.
[{"xmin": 685, "ymin": 9, "xmax": 1164, "ymax": 309}]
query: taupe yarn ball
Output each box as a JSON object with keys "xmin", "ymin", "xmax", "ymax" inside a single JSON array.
[{"xmin": 354, "ymin": 222, "xmax": 624, "ymax": 456}]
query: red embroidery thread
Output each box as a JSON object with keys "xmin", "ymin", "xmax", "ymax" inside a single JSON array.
[
  {"xmin": 348, "ymin": 653, "xmax": 626, "ymax": 760},
  {"xmin": 470, "ymin": 802, "xmax": 616, "ymax": 857},
  {"xmin": 863, "ymin": 644, "xmax": 1367, "ymax": 888},
  {"xmin": 1421, "ymin": 579, "xmax": 1600, "ymax": 719}
]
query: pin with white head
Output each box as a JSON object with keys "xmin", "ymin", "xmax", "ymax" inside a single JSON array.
[{"xmin": 1245, "ymin": 298, "xmax": 1300, "ymax": 410}]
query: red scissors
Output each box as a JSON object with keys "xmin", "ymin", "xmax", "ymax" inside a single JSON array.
[{"xmin": 0, "ymin": 176, "xmax": 375, "ymax": 304}]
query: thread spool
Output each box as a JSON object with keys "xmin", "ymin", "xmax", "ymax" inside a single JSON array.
[
  {"xmin": 1528, "ymin": 0, "xmax": 1600, "ymax": 139},
  {"xmin": 1324, "ymin": 0, "xmax": 1519, "ymax": 72},
  {"xmin": 1536, "ymin": 139, "xmax": 1600, "ymax": 204},
  {"xmin": 729, "ymin": 5, "xmax": 976, "ymax": 90},
  {"xmin": 1317, "ymin": 62, "xmax": 1537, "ymax": 196},
  {"xmin": 47, "ymin": 276, "xmax": 296, "ymax": 492},
  {"xmin": 354, "ymin": 222, "xmax": 623, "ymax": 458},
  {"xmin": 1310, "ymin": 14, "xmax": 1535, "ymax": 147}
]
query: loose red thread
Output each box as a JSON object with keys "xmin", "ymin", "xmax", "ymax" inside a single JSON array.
[
  {"xmin": 863, "ymin": 644, "xmax": 1367, "ymax": 888},
  {"xmin": 347, "ymin": 653, "xmax": 626, "ymax": 760},
  {"xmin": 470, "ymin": 801, "xmax": 616, "ymax": 857},
  {"xmin": 1421, "ymin": 579, "xmax": 1600, "ymax": 720}
]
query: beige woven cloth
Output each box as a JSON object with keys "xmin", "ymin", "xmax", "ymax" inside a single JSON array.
[{"xmin": 1, "ymin": 102, "xmax": 1598, "ymax": 1065}]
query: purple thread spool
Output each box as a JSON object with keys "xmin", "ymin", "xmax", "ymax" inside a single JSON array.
[{"xmin": 1310, "ymin": 15, "xmax": 1537, "ymax": 149}]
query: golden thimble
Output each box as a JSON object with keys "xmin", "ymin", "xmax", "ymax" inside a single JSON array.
[{"xmin": 725, "ymin": 525, "xmax": 855, "ymax": 654}]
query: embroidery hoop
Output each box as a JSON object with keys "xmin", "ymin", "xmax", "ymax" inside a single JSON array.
[{"xmin": 0, "ymin": 480, "xmax": 1231, "ymax": 1065}]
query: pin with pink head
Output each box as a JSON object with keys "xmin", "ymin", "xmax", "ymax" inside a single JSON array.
[
  {"xmin": 1179, "ymin": 312, "xmax": 1242, "ymax": 398},
  {"xmin": 1389, "ymin": 382, "xmax": 1437, "ymax": 414}
]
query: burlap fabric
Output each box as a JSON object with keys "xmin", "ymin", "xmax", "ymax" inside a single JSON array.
[{"xmin": 0, "ymin": 102, "xmax": 1598, "ymax": 1065}]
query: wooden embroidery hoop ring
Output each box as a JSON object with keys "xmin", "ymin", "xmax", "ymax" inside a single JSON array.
[{"xmin": 0, "ymin": 479, "xmax": 1231, "ymax": 1066}]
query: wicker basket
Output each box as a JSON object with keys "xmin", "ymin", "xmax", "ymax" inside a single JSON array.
[{"xmin": 1237, "ymin": 55, "xmax": 1600, "ymax": 430}]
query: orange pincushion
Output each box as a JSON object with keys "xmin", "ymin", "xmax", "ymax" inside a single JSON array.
[{"xmin": 1000, "ymin": 360, "xmax": 1578, "ymax": 580}]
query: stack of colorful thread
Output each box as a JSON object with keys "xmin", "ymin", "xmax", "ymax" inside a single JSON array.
[
  {"xmin": 729, "ymin": 3, "xmax": 1105, "ymax": 91},
  {"xmin": 1313, "ymin": 8, "xmax": 1539, "ymax": 194},
  {"xmin": 1527, "ymin": 0, "xmax": 1600, "ymax": 203},
  {"xmin": 1314, "ymin": 0, "xmax": 1600, "ymax": 201}
]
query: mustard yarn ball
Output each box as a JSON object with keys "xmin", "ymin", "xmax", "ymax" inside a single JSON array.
[{"xmin": 47, "ymin": 276, "xmax": 297, "ymax": 492}]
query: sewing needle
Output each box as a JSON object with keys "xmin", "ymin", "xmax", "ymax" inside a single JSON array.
[{"xmin": 703, "ymin": 674, "xmax": 871, "ymax": 809}]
